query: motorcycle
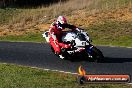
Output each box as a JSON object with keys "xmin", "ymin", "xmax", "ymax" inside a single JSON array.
[{"xmin": 42, "ymin": 28, "xmax": 104, "ymax": 62}]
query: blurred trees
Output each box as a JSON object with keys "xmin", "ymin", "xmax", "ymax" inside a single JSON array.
[{"xmin": 0, "ymin": 0, "xmax": 67, "ymax": 8}]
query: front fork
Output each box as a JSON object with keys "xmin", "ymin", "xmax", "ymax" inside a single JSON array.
[{"xmin": 86, "ymin": 45, "xmax": 94, "ymax": 58}]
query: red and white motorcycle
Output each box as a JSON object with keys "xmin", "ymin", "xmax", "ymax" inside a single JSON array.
[{"xmin": 42, "ymin": 28, "xmax": 104, "ymax": 62}]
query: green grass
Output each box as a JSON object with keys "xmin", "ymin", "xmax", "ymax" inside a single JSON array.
[
  {"xmin": 0, "ymin": 32, "xmax": 45, "ymax": 42},
  {"xmin": 92, "ymin": 35, "xmax": 132, "ymax": 47},
  {"xmin": 0, "ymin": 63, "xmax": 131, "ymax": 88},
  {"xmin": 86, "ymin": 20, "xmax": 132, "ymax": 47}
]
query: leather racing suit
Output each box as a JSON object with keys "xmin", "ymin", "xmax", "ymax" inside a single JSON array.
[{"xmin": 48, "ymin": 22, "xmax": 76, "ymax": 55}]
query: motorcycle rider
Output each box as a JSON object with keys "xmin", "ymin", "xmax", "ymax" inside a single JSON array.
[{"xmin": 48, "ymin": 16, "xmax": 80, "ymax": 59}]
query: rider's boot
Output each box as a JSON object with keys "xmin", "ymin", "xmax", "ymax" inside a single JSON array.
[
  {"xmin": 55, "ymin": 51, "xmax": 65, "ymax": 59},
  {"xmin": 59, "ymin": 54, "xmax": 65, "ymax": 59}
]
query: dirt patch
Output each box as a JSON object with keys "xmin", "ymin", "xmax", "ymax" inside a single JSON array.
[
  {"xmin": 68, "ymin": 7, "xmax": 132, "ymax": 27},
  {"xmin": 35, "ymin": 24, "xmax": 50, "ymax": 32}
]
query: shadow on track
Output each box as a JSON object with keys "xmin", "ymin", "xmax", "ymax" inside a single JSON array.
[
  {"xmin": 64, "ymin": 57, "xmax": 132, "ymax": 63},
  {"xmin": 102, "ymin": 57, "xmax": 132, "ymax": 63}
]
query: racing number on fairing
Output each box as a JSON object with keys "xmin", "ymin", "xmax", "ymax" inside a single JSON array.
[{"xmin": 82, "ymin": 42, "xmax": 86, "ymax": 46}]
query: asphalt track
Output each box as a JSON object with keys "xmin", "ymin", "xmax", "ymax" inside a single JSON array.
[{"xmin": 0, "ymin": 42, "xmax": 132, "ymax": 78}]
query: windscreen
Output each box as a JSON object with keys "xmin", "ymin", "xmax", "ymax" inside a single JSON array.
[{"xmin": 77, "ymin": 33, "xmax": 86, "ymax": 41}]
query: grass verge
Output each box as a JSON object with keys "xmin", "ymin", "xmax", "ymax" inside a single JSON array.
[
  {"xmin": 0, "ymin": 32, "xmax": 44, "ymax": 42},
  {"xmin": 0, "ymin": 63, "xmax": 131, "ymax": 88},
  {"xmin": 86, "ymin": 20, "xmax": 132, "ymax": 47}
]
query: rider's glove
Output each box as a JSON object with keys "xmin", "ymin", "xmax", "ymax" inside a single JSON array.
[
  {"xmin": 75, "ymin": 28, "xmax": 84, "ymax": 33},
  {"xmin": 65, "ymin": 44, "xmax": 71, "ymax": 48},
  {"xmin": 75, "ymin": 28, "xmax": 80, "ymax": 32}
]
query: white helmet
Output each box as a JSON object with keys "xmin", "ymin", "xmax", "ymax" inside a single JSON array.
[{"xmin": 57, "ymin": 16, "xmax": 67, "ymax": 25}]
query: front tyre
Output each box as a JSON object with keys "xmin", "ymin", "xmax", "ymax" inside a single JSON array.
[{"xmin": 91, "ymin": 47, "xmax": 104, "ymax": 62}]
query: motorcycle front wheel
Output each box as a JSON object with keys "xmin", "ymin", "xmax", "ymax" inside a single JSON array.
[{"xmin": 89, "ymin": 47, "xmax": 104, "ymax": 62}]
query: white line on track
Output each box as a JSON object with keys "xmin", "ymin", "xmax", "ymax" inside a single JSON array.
[
  {"xmin": 1, "ymin": 63, "xmax": 78, "ymax": 75},
  {"xmin": 127, "ymin": 83, "xmax": 132, "ymax": 85},
  {"xmin": 28, "ymin": 65, "xmax": 78, "ymax": 75}
]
